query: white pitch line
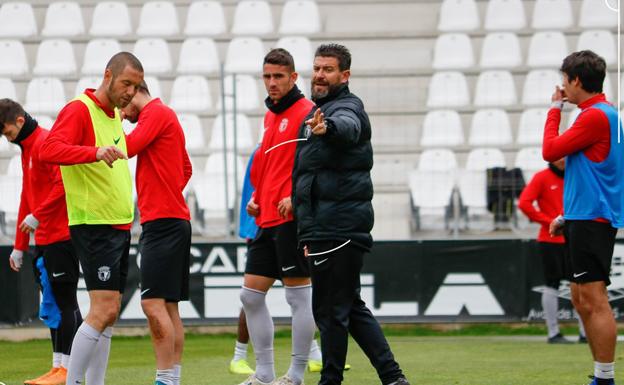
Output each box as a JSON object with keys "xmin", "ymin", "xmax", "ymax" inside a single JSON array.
[{"xmin": 264, "ymin": 138, "xmax": 308, "ymax": 154}]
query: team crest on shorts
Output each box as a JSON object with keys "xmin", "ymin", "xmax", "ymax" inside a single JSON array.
[
  {"xmin": 98, "ymin": 266, "xmax": 111, "ymax": 282},
  {"xmin": 279, "ymin": 118, "xmax": 289, "ymax": 133}
]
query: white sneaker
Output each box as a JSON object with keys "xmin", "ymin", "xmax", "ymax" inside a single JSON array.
[
  {"xmin": 238, "ymin": 374, "xmax": 274, "ymax": 385},
  {"xmin": 273, "ymin": 375, "xmax": 303, "ymax": 385}
]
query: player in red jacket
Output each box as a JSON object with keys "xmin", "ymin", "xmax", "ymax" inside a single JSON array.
[
  {"xmin": 518, "ymin": 158, "xmax": 586, "ymax": 344},
  {"xmin": 237, "ymin": 48, "xmax": 316, "ymax": 385},
  {"xmin": 0, "ymin": 99, "xmax": 81, "ymax": 385}
]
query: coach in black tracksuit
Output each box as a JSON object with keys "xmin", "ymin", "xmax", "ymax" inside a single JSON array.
[{"xmin": 292, "ymin": 43, "xmax": 409, "ymax": 385}]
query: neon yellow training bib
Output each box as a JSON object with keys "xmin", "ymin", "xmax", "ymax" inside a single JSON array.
[{"xmin": 60, "ymin": 94, "xmax": 134, "ymax": 225}]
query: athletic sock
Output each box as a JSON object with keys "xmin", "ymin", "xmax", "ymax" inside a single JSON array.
[
  {"xmin": 285, "ymin": 285, "xmax": 315, "ymax": 385},
  {"xmin": 85, "ymin": 326, "xmax": 113, "ymax": 385},
  {"xmin": 53, "ymin": 351, "xmax": 62, "ymax": 368},
  {"xmin": 541, "ymin": 287, "xmax": 560, "ymax": 338},
  {"xmin": 233, "ymin": 341, "xmax": 248, "ymax": 361},
  {"xmin": 594, "ymin": 361, "xmax": 615, "ymax": 381},
  {"xmin": 62, "ymin": 354, "xmax": 70, "ymax": 369},
  {"xmin": 240, "ymin": 287, "xmax": 275, "ymax": 383},
  {"xmin": 66, "ymin": 322, "xmax": 101, "ymax": 385},
  {"xmin": 156, "ymin": 368, "xmax": 175, "ymax": 385},
  {"xmin": 173, "ymin": 364, "xmax": 181, "ymax": 385},
  {"xmin": 309, "ymin": 339, "xmax": 322, "ymax": 361}
]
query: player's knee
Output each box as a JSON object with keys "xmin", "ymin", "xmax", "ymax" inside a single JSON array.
[{"xmin": 240, "ymin": 287, "xmax": 265, "ymax": 311}]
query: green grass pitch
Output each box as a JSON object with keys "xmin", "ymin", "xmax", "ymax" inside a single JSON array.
[{"xmin": 0, "ymin": 326, "xmax": 622, "ymax": 385}]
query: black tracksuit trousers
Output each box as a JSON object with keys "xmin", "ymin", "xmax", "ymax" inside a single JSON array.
[{"xmin": 307, "ymin": 241, "xmax": 404, "ymax": 385}]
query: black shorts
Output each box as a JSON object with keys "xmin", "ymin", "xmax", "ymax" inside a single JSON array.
[
  {"xmin": 36, "ymin": 240, "xmax": 80, "ymax": 284},
  {"xmin": 564, "ymin": 220, "xmax": 617, "ymax": 285},
  {"xmin": 70, "ymin": 225, "xmax": 131, "ymax": 292},
  {"xmin": 245, "ymin": 221, "xmax": 309, "ymax": 280},
  {"xmin": 538, "ymin": 242, "xmax": 569, "ymax": 289},
  {"xmin": 139, "ymin": 218, "xmax": 191, "ymax": 302}
]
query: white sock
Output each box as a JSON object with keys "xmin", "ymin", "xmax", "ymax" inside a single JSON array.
[
  {"xmin": 240, "ymin": 287, "xmax": 275, "ymax": 383},
  {"xmin": 66, "ymin": 323, "xmax": 101, "ymax": 385},
  {"xmin": 309, "ymin": 339, "xmax": 322, "ymax": 361},
  {"xmin": 61, "ymin": 354, "xmax": 70, "ymax": 368},
  {"xmin": 233, "ymin": 341, "xmax": 248, "ymax": 361},
  {"xmin": 53, "ymin": 352, "xmax": 62, "ymax": 368},
  {"xmin": 156, "ymin": 368, "xmax": 175, "ymax": 385},
  {"xmin": 594, "ymin": 361, "xmax": 615, "ymax": 379},
  {"xmin": 173, "ymin": 364, "xmax": 181, "ymax": 385},
  {"xmin": 541, "ymin": 287, "xmax": 560, "ymax": 338},
  {"xmin": 85, "ymin": 326, "xmax": 113, "ymax": 385},
  {"xmin": 285, "ymin": 285, "xmax": 315, "ymax": 385}
]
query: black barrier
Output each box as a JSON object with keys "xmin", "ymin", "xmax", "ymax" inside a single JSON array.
[{"xmin": 2, "ymin": 240, "xmax": 623, "ymax": 325}]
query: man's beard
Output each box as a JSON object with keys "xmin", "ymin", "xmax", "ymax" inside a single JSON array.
[{"xmin": 311, "ymin": 82, "xmax": 341, "ymax": 100}]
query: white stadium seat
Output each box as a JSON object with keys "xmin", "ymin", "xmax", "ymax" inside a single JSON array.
[
  {"xmin": 0, "ymin": 40, "xmax": 28, "ymax": 76},
  {"xmin": 0, "ymin": 78, "xmax": 17, "ymax": 102},
  {"xmin": 531, "ymin": 0, "xmax": 573, "ymax": 30},
  {"xmin": 33, "ymin": 39, "xmax": 77, "ymax": 76},
  {"xmin": 143, "ymin": 76, "xmax": 162, "ymax": 99},
  {"xmin": 418, "ymin": 149, "xmax": 458, "ymax": 171},
  {"xmin": 279, "ymin": 0, "xmax": 321, "ymax": 34},
  {"xmin": 484, "ymin": 0, "xmax": 526, "ymax": 31},
  {"xmin": 579, "ymin": 0, "xmax": 618, "ymax": 28},
  {"xmin": 75, "ymin": 76, "xmax": 100, "ymax": 96},
  {"xmin": 177, "ymin": 114, "xmax": 205, "ymax": 149},
  {"xmin": 465, "ymin": 148, "xmax": 506, "ymax": 171},
  {"xmin": 480, "ymin": 33, "xmax": 522, "ymax": 69},
  {"xmin": 218, "ymin": 74, "xmax": 260, "ymax": 112},
  {"xmin": 474, "ymin": 70, "xmax": 517, "ymax": 107},
  {"xmin": 468, "ymin": 109, "xmax": 512, "ymax": 146},
  {"xmin": 177, "ymin": 38, "xmax": 220, "ymax": 75},
  {"xmin": 169, "ymin": 76, "xmax": 212, "ymax": 112},
  {"xmin": 225, "ymin": 37, "xmax": 265, "ymax": 74},
  {"xmin": 517, "ymin": 108, "xmax": 548, "ymax": 145},
  {"xmin": 42, "ymin": 2, "xmax": 85, "ymax": 37},
  {"xmin": 515, "ymin": 147, "xmax": 547, "ymax": 181},
  {"xmin": 432, "ymin": 33, "xmax": 474, "ymax": 70},
  {"xmin": 275, "ymin": 36, "xmax": 313, "ymax": 73},
  {"xmin": 231, "ymin": 0, "xmax": 273, "ymax": 35},
  {"xmin": 420, "ymin": 110, "xmax": 464, "ymax": 147},
  {"xmin": 193, "ymin": 152, "xmax": 245, "ymax": 213},
  {"xmin": 34, "ymin": 115, "xmax": 55, "ymax": 130},
  {"xmin": 522, "ymin": 70, "xmax": 561, "ymax": 106},
  {"xmin": 24, "ymin": 77, "xmax": 66, "ymax": 115},
  {"xmin": 90, "ymin": 2, "xmax": 132, "ymax": 36},
  {"xmin": 133, "ymin": 38, "xmax": 172, "ymax": 75},
  {"xmin": 438, "ymin": 0, "xmax": 479, "ymax": 31},
  {"xmin": 209, "ymin": 114, "xmax": 253, "ymax": 151},
  {"xmin": 426, "ymin": 72, "xmax": 470, "ymax": 108},
  {"xmin": 82, "ymin": 39, "xmax": 122, "ymax": 75},
  {"xmin": 527, "ymin": 32, "xmax": 568, "ymax": 68},
  {"xmin": 0, "ymin": 2, "xmax": 37, "ymax": 37},
  {"xmin": 184, "ymin": 1, "xmax": 226, "ymax": 36},
  {"xmin": 576, "ymin": 30, "xmax": 616, "ymax": 65},
  {"xmin": 137, "ymin": 1, "xmax": 179, "ymax": 37},
  {"xmin": 409, "ymin": 169, "xmax": 456, "ymax": 223}
]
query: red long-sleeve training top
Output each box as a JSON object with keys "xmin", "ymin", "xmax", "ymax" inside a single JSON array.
[
  {"xmin": 542, "ymin": 93, "xmax": 612, "ymax": 223},
  {"xmin": 250, "ymin": 97, "xmax": 314, "ymax": 228},
  {"xmin": 14, "ymin": 126, "xmax": 70, "ymax": 251},
  {"xmin": 40, "ymin": 89, "xmax": 131, "ymax": 230},
  {"xmin": 125, "ymin": 98, "xmax": 192, "ymax": 224},
  {"xmin": 518, "ymin": 167, "xmax": 564, "ymax": 243}
]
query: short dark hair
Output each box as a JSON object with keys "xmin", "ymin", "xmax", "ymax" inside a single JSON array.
[
  {"xmin": 315, "ymin": 44, "xmax": 351, "ymax": 71},
  {"xmin": 560, "ymin": 50, "xmax": 606, "ymax": 93},
  {"xmin": 264, "ymin": 48, "xmax": 295, "ymax": 72},
  {"xmin": 138, "ymin": 79, "xmax": 150, "ymax": 96},
  {"xmin": 106, "ymin": 52, "xmax": 144, "ymax": 77},
  {"xmin": 0, "ymin": 98, "xmax": 25, "ymax": 127}
]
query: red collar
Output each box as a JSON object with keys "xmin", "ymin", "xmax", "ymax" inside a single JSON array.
[
  {"xmin": 578, "ymin": 93, "xmax": 607, "ymax": 110},
  {"xmin": 84, "ymin": 89, "xmax": 116, "ymax": 118}
]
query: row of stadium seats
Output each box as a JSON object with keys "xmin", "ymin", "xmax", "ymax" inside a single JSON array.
[
  {"xmin": 0, "ymin": 0, "xmax": 321, "ymax": 38},
  {"xmin": 433, "ymin": 30, "xmax": 618, "ymax": 70},
  {"xmin": 439, "ymin": 0, "xmax": 617, "ymax": 32},
  {"xmin": 0, "ymin": 36, "xmax": 315, "ymax": 77}
]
